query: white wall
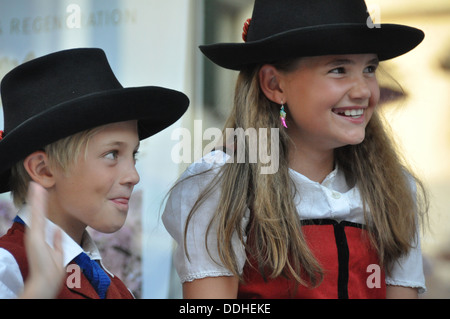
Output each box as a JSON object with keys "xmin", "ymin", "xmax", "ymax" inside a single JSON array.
[{"xmin": 0, "ymin": 0, "xmax": 197, "ymax": 298}]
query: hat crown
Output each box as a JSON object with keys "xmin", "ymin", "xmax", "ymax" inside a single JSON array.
[
  {"xmin": 1, "ymin": 48, "xmax": 122, "ymax": 134},
  {"xmin": 247, "ymin": 0, "xmax": 370, "ymax": 42}
]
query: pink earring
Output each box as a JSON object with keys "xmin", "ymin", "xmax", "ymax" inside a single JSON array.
[{"xmin": 280, "ymin": 103, "xmax": 288, "ymax": 128}]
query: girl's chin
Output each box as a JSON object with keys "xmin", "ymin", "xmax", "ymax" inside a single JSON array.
[
  {"xmin": 345, "ymin": 135, "xmax": 366, "ymax": 146},
  {"xmin": 335, "ymin": 133, "xmax": 367, "ymax": 148}
]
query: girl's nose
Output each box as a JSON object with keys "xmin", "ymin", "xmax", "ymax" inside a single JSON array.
[{"xmin": 349, "ymin": 76, "xmax": 372, "ymax": 101}]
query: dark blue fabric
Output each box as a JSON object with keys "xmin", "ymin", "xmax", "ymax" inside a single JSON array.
[
  {"xmin": 13, "ymin": 215, "xmax": 25, "ymax": 225},
  {"xmin": 74, "ymin": 252, "xmax": 111, "ymax": 299}
]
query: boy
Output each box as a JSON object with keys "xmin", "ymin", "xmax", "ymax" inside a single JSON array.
[{"xmin": 0, "ymin": 48, "xmax": 189, "ymax": 298}]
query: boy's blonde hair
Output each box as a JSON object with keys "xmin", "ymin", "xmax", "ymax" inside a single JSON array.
[{"xmin": 10, "ymin": 127, "xmax": 104, "ymax": 208}]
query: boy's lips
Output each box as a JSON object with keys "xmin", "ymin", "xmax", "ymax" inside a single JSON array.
[
  {"xmin": 112, "ymin": 198, "xmax": 129, "ymax": 203},
  {"xmin": 110, "ymin": 197, "xmax": 130, "ymax": 210}
]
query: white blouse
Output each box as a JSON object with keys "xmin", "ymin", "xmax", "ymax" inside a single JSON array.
[{"xmin": 162, "ymin": 150, "xmax": 426, "ymax": 293}]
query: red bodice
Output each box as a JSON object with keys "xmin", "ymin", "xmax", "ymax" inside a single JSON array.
[{"xmin": 238, "ymin": 219, "xmax": 386, "ymax": 299}]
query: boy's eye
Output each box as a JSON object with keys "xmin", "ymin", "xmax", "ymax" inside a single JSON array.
[
  {"xmin": 105, "ymin": 150, "xmax": 118, "ymax": 160},
  {"xmin": 329, "ymin": 67, "xmax": 346, "ymax": 74}
]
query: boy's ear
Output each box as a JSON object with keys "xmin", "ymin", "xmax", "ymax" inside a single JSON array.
[
  {"xmin": 259, "ymin": 64, "xmax": 285, "ymax": 105},
  {"xmin": 23, "ymin": 151, "xmax": 56, "ymax": 188}
]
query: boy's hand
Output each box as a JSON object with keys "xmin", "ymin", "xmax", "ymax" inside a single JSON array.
[{"xmin": 20, "ymin": 182, "xmax": 65, "ymax": 299}]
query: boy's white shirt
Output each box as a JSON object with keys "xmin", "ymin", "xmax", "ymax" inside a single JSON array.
[{"xmin": 0, "ymin": 206, "xmax": 112, "ymax": 299}]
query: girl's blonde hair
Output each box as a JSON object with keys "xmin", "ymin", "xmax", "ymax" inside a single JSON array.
[
  {"xmin": 183, "ymin": 61, "xmax": 428, "ymax": 287},
  {"xmin": 10, "ymin": 127, "xmax": 104, "ymax": 208}
]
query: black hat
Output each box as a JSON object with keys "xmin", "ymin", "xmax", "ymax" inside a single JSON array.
[
  {"xmin": 200, "ymin": 0, "xmax": 425, "ymax": 70},
  {"xmin": 0, "ymin": 48, "xmax": 189, "ymax": 193}
]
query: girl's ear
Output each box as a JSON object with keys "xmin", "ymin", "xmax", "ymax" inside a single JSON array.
[
  {"xmin": 259, "ymin": 64, "xmax": 285, "ymax": 104},
  {"xmin": 23, "ymin": 151, "xmax": 56, "ymax": 188}
]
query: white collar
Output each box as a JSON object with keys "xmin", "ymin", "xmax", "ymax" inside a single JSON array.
[
  {"xmin": 289, "ymin": 165, "xmax": 350, "ymax": 193},
  {"xmin": 17, "ymin": 206, "xmax": 113, "ymax": 276}
]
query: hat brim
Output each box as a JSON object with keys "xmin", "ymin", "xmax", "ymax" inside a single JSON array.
[
  {"xmin": 0, "ymin": 86, "xmax": 189, "ymax": 193},
  {"xmin": 200, "ymin": 24, "xmax": 425, "ymax": 70}
]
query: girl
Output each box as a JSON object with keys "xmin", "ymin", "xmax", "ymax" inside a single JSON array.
[
  {"xmin": 162, "ymin": 0, "xmax": 428, "ymax": 299},
  {"xmin": 0, "ymin": 48, "xmax": 189, "ymax": 298}
]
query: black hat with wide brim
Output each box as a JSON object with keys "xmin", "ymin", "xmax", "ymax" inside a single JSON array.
[
  {"xmin": 0, "ymin": 48, "xmax": 189, "ymax": 193},
  {"xmin": 200, "ymin": 0, "xmax": 425, "ymax": 70}
]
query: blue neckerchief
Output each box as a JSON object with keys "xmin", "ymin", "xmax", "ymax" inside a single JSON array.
[
  {"xmin": 13, "ymin": 215, "xmax": 25, "ymax": 225},
  {"xmin": 73, "ymin": 252, "xmax": 111, "ymax": 299}
]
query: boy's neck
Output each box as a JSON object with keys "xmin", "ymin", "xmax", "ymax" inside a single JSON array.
[{"xmin": 46, "ymin": 206, "xmax": 86, "ymax": 245}]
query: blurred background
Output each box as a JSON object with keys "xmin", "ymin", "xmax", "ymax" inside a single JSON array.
[{"xmin": 0, "ymin": 0, "xmax": 449, "ymax": 298}]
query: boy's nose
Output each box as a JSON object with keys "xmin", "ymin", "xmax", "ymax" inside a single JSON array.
[{"xmin": 121, "ymin": 164, "xmax": 140, "ymax": 187}]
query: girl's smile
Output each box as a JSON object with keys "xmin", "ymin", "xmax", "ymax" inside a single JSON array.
[
  {"xmin": 278, "ymin": 54, "xmax": 380, "ymax": 150},
  {"xmin": 331, "ymin": 106, "xmax": 368, "ymax": 124},
  {"xmin": 259, "ymin": 53, "xmax": 380, "ymax": 182}
]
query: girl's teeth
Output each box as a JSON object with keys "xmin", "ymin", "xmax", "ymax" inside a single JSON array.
[{"xmin": 343, "ymin": 109, "xmax": 364, "ymax": 117}]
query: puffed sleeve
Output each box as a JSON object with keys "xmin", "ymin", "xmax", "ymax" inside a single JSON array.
[
  {"xmin": 162, "ymin": 151, "xmax": 249, "ymax": 283},
  {"xmin": 385, "ymin": 173, "xmax": 426, "ymax": 293},
  {"xmin": 385, "ymin": 236, "xmax": 426, "ymax": 293}
]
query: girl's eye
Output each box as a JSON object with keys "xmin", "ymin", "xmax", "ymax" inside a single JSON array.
[
  {"xmin": 364, "ymin": 65, "xmax": 378, "ymax": 74},
  {"xmin": 105, "ymin": 150, "xmax": 118, "ymax": 160},
  {"xmin": 133, "ymin": 151, "xmax": 139, "ymax": 163}
]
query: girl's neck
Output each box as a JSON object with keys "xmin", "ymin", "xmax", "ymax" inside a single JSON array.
[{"xmin": 288, "ymin": 144, "xmax": 335, "ymax": 183}]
